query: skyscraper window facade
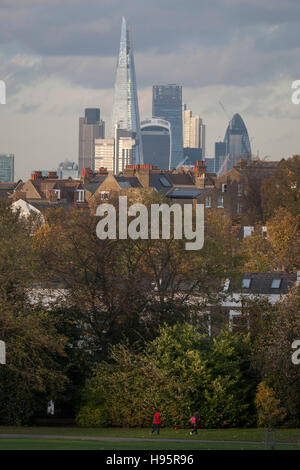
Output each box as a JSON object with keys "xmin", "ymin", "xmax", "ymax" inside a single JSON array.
[
  {"xmin": 0, "ymin": 154, "xmax": 14, "ymax": 182},
  {"xmin": 141, "ymin": 118, "xmax": 171, "ymax": 169},
  {"xmin": 78, "ymin": 108, "xmax": 105, "ymax": 174},
  {"xmin": 223, "ymin": 113, "xmax": 251, "ymax": 173},
  {"xmin": 215, "ymin": 141, "xmax": 227, "ymax": 175},
  {"xmin": 152, "ymin": 84, "xmax": 183, "ymax": 169},
  {"xmin": 111, "ymin": 17, "xmax": 143, "ymax": 165},
  {"xmin": 182, "ymin": 104, "xmax": 206, "ymax": 157}
]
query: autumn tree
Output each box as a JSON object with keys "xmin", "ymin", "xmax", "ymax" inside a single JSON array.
[
  {"xmin": 240, "ymin": 208, "xmax": 300, "ymax": 272},
  {"xmin": 261, "ymin": 155, "xmax": 300, "ymax": 220},
  {"xmin": 0, "ymin": 200, "xmax": 67, "ymax": 424},
  {"xmin": 252, "ymin": 287, "xmax": 300, "ymax": 425}
]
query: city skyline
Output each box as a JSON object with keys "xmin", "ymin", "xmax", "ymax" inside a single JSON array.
[{"xmin": 0, "ymin": 1, "xmax": 299, "ymax": 180}]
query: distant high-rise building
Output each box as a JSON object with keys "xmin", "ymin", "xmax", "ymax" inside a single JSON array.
[
  {"xmin": 152, "ymin": 84, "xmax": 183, "ymax": 169},
  {"xmin": 214, "ymin": 141, "xmax": 227, "ymax": 174},
  {"xmin": 78, "ymin": 108, "xmax": 105, "ymax": 173},
  {"xmin": 181, "ymin": 148, "xmax": 203, "ymax": 166},
  {"xmin": 114, "ymin": 126, "xmax": 137, "ymax": 174},
  {"xmin": 205, "ymin": 157, "xmax": 215, "ymax": 173},
  {"xmin": 0, "ymin": 154, "xmax": 14, "ymax": 182},
  {"xmin": 182, "ymin": 104, "xmax": 206, "ymax": 157},
  {"xmin": 94, "ymin": 139, "xmax": 115, "ymax": 173},
  {"xmin": 141, "ymin": 118, "xmax": 171, "ymax": 169},
  {"xmin": 222, "ymin": 113, "xmax": 251, "ymax": 174},
  {"xmin": 57, "ymin": 160, "xmax": 79, "ymax": 179},
  {"xmin": 111, "ymin": 17, "xmax": 143, "ymax": 165},
  {"xmin": 94, "ymin": 126, "xmax": 137, "ymax": 175}
]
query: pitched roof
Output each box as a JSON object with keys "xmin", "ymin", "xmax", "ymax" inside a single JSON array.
[
  {"xmin": 115, "ymin": 176, "xmax": 142, "ymax": 188},
  {"xmin": 0, "ymin": 182, "xmax": 17, "ymax": 198},
  {"xmin": 167, "ymin": 172, "xmax": 195, "ymax": 186},
  {"xmin": 230, "ymin": 272, "xmax": 297, "ymax": 295}
]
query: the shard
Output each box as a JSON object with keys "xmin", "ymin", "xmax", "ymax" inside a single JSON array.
[{"xmin": 111, "ymin": 17, "xmax": 143, "ymax": 164}]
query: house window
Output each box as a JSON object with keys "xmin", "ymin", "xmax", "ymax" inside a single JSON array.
[
  {"xmin": 223, "ymin": 278, "xmax": 230, "ymax": 291},
  {"xmin": 229, "ymin": 310, "xmax": 249, "ymax": 333},
  {"xmin": 237, "ymin": 202, "xmax": 243, "ymax": 214},
  {"xmin": 242, "ymin": 278, "xmax": 251, "ymax": 289},
  {"xmin": 238, "ymin": 183, "xmax": 243, "ymax": 196},
  {"xmin": 271, "ymin": 279, "xmax": 282, "ymax": 289},
  {"xmin": 76, "ymin": 189, "xmax": 85, "ymax": 202},
  {"xmin": 222, "ymin": 183, "xmax": 227, "ymax": 193},
  {"xmin": 100, "ymin": 191, "xmax": 109, "ymax": 200},
  {"xmin": 217, "ymin": 196, "xmax": 223, "ymax": 208},
  {"xmin": 205, "ymin": 196, "xmax": 211, "ymax": 208},
  {"xmin": 53, "ymin": 189, "xmax": 61, "ymax": 200}
]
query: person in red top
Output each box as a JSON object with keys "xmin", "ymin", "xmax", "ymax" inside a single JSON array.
[{"xmin": 151, "ymin": 410, "xmax": 161, "ymax": 435}]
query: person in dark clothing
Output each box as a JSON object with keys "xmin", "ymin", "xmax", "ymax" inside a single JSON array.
[
  {"xmin": 151, "ymin": 410, "xmax": 161, "ymax": 435},
  {"xmin": 189, "ymin": 411, "xmax": 199, "ymax": 435}
]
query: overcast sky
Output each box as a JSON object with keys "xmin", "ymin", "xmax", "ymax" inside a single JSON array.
[{"xmin": 0, "ymin": 0, "xmax": 300, "ymax": 180}]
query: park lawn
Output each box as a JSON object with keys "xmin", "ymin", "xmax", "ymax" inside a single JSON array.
[
  {"xmin": 0, "ymin": 427, "xmax": 300, "ymax": 445},
  {"xmin": 0, "ymin": 438, "xmax": 299, "ymax": 450}
]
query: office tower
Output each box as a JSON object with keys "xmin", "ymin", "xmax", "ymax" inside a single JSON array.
[
  {"xmin": 214, "ymin": 141, "xmax": 227, "ymax": 174},
  {"xmin": 0, "ymin": 154, "xmax": 14, "ymax": 182},
  {"xmin": 182, "ymin": 148, "xmax": 203, "ymax": 167},
  {"xmin": 94, "ymin": 139, "xmax": 115, "ymax": 173},
  {"xmin": 114, "ymin": 126, "xmax": 136, "ymax": 174},
  {"xmin": 141, "ymin": 118, "xmax": 171, "ymax": 169},
  {"xmin": 182, "ymin": 104, "xmax": 206, "ymax": 157},
  {"xmin": 57, "ymin": 160, "xmax": 79, "ymax": 179},
  {"xmin": 223, "ymin": 113, "xmax": 251, "ymax": 173},
  {"xmin": 78, "ymin": 108, "xmax": 105, "ymax": 173},
  {"xmin": 111, "ymin": 17, "xmax": 143, "ymax": 164},
  {"xmin": 205, "ymin": 157, "xmax": 215, "ymax": 173},
  {"xmin": 152, "ymin": 84, "xmax": 183, "ymax": 169}
]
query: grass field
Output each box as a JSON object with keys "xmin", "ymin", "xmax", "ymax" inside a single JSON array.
[
  {"xmin": 0, "ymin": 438, "xmax": 299, "ymax": 450},
  {"xmin": 0, "ymin": 427, "xmax": 300, "ymax": 450}
]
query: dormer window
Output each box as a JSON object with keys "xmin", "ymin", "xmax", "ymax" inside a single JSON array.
[
  {"xmin": 76, "ymin": 189, "xmax": 85, "ymax": 202},
  {"xmin": 242, "ymin": 278, "xmax": 251, "ymax": 289},
  {"xmin": 271, "ymin": 279, "xmax": 282, "ymax": 289},
  {"xmin": 100, "ymin": 191, "xmax": 109, "ymax": 200}
]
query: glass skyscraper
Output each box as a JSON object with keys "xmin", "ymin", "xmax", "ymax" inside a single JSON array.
[
  {"xmin": 111, "ymin": 17, "xmax": 143, "ymax": 165},
  {"xmin": 152, "ymin": 84, "xmax": 183, "ymax": 169},
  {"xmin": 0, "ymin": 154, "xmax": 14, "ymax": 182},
  {"xmin": 223, "ymin": 113, "xmax": 251, "ymax": 173}
]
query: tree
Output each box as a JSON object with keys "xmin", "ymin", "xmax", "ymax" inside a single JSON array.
[
  {"xmin": 0, "ymin": 200, "xmax": 67, "ymax": 424},
  {"xmin": 252, "ymin": 287, "xmax": 300, "ymax": 425},
  {"xmin": 255, "ymin": 381, "xmax": 286, "ymax": 429},
  {"xmin": 34, "ymin": 202, "xmax": 243, "ymax": 361},
  {"xmin": 261, "ymin": 155, "xmax": 300, "ymax": 219},
  {"xmin": 240, "ymin": 208, "xmax": 300, "ymax": 272},
  {"xmin": 77, "ymin": 324, "xmax": 256, "ymax": 428}
]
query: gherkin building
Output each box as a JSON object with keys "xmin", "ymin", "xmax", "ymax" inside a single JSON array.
[{"xmin": 221, "ymin": 113, "xmax": 251, "ymax": 174}]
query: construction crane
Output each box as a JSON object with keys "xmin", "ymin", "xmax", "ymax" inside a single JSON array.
[{"xmin": 219, "ymin": 101, "xmax": 232, "ymax": 123}]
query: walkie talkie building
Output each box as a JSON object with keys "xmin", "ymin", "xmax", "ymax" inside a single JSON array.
[{"xmin": 111, "ymin": 17, "xmax": 143, "ymax": 165}]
